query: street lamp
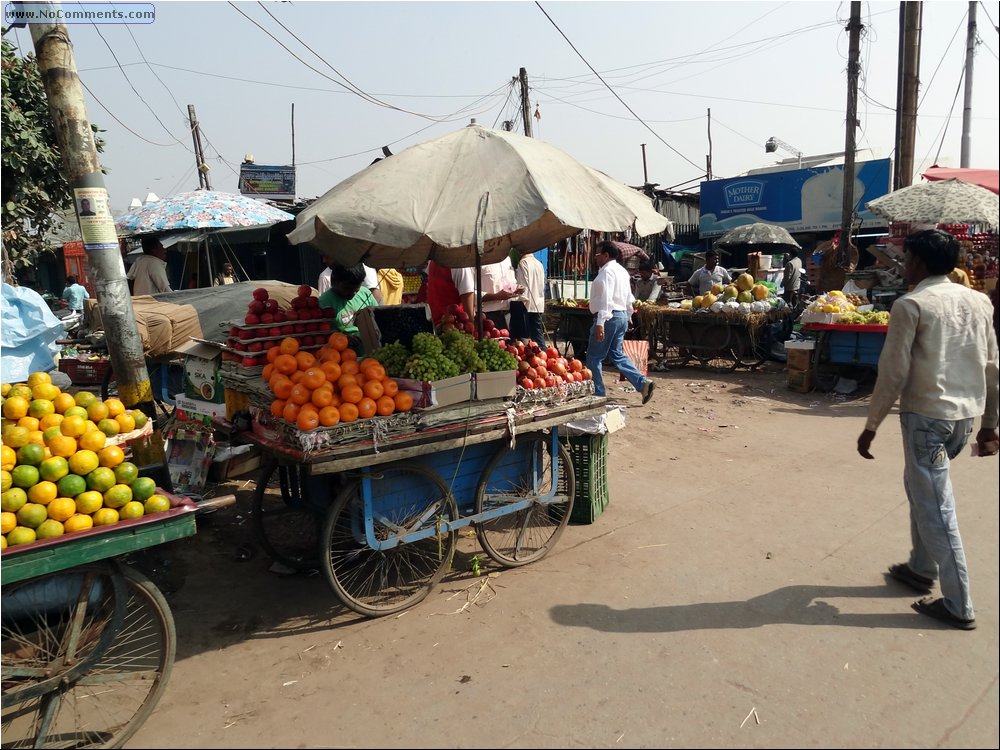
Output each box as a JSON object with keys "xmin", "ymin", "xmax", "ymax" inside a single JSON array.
[{"xmin": 765, "ymin": 136, "xmax": 803, "ymax": 169}]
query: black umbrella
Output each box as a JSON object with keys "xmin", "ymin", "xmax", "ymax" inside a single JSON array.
[{"xmin": 715, "ymin": 222, "xmax": 801, "ymax": 249}]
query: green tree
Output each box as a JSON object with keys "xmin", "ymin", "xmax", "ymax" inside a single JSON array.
[{"xmin": 2, "ymin": 29, "xmax": 103, "ymax": 277}]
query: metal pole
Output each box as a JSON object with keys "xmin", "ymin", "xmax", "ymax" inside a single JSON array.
[
  {"xmin": 519, "ymin": 68, "xmax": 533, "ymax": 138},
  {"xmin": 706, "ymin": 108, "xmax": 713, "ymax": 180},
  {"xmin": 29, "ymin": 18, "xmax": 171, "ymax": 487},
  {"xmin": 960, "ymin": 1, "xmax": 977, "ymax": 167},
  {"xmin": 839, "ymin": 2, "xmax": 863, "ymax": 264},
  {"xmin": 640, "ymin": 143, "xmax": 649, "ymax": 184},
  {"xmin": 897, "ymin": 2, "xmax": 922, "ymax": 188}
]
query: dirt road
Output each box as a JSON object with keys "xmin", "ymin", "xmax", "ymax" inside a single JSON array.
[{"xmin": 127, "ymin": 365, "xmax": 999, "ymax": 748}]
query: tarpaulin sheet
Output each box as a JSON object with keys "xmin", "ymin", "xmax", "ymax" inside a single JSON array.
[{"xmin": 1, "ymin": 283, "xmax": 64, "ymax": 381}]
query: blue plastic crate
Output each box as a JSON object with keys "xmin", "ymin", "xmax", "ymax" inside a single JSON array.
[{"xmin": 827, "ymin": 330, "xmax": 885, "ymax": 366}]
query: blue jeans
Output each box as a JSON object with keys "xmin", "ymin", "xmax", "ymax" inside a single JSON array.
[
  {"xmin": 586, "ymin": 311, "xmax": 647, "ymax": 397},
  {"xmin": 900, "ymin": 412, "xmax": 975, "ymax": 620}
]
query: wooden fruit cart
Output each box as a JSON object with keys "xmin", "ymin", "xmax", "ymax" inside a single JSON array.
[
  {"xmin": 238, "ymin": 392, "xmax": 607, "ymax": 619},
  {"xmin": 1, "ymin": 492, "xmax": 229, "ymax": 748}
]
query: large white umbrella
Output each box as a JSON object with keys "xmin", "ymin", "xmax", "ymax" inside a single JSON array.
[
  {"xmin": 865, "ymin": 179, "xmax": 999, "ymax": 227},
  {"xmin": 287, "ymin": 124, "xmax": 670, "ymax": 268}
]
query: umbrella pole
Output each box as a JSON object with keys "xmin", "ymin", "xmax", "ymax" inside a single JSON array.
[{"xmin": 473, "ymin": 192, "xmax": 490, "ymax": 341}]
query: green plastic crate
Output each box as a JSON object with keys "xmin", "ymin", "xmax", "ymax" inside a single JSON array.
[{"xmin": 564, "ymin": 433, "xmax": 610, "ymax": 524}]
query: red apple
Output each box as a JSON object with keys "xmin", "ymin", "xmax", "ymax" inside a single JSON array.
[
  {"xmin": 284, "ymin": 309, "xmax": 299, "ymax": 321},
  {"xmin": 281, "ymin": 324, "xmax": 294, "ymax": 335},
  {"xmin": 294, "ymin": 324, "xmax": 306, "ymax": 334},
  {"xmin": 306, "ymin": 296, "xmax": 319, "ymax": 308},
  {"xmin": 232, "ymin": 341, "xmax": 246, "ymax": 352},
  {"xmin": 297, "ymin": 284, "xmax": 312, "ymax": 297},
  {"xmin": 244, "ymin": 313, "xmax": 260, "ymax": 326},
  {"xmin": 252, "ymin": 288, "xmax": 269, "ymax": 302},
  {"xmin": 273, "ymin": 311, "xmax": 286, "ymax": 323},
  {"xmin": 228, "ymin": 326, "xmax": 240, "ymax": 337},
  {"xmin": 268, "ymin": 327, "xmax": 282, "ymax": 338}
]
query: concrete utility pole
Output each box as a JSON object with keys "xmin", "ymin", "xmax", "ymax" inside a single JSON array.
[
  {"xmin": 961, "ymin": 1, "xmax": 977, "ymax": 167},
  {"xmin": 29, "ymin": 19, "xmax": 171, "ymax": 487},
  {"xmin": 839, "ymin": 2, "xmax": 862, "ymax": 264},
  {"xmin": 706, "ymin": 108, "xmax": 713, "ymax": 181},
  {"xmin": 187, "ymin": 105, "xmax": 211, "ymax": 190},
  {"xmin": 894, "ymin": 2, "xmax": 922, "ymax": 189},
  {"xmin": 640, "ymin": 143, "xmax": 649, "ymax": 184},
  {"xmin": 519, "ymin": 68, "xmax": 533, "ymax": 138}
]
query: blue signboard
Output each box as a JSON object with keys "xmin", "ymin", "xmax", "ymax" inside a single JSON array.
[
  {"xmin": 699, "ymin": 158, "xmax": 891, "ymax": 238},
  {"xmin": 238, "ymin": 164, "xmax": 296, "ymax": 201}
]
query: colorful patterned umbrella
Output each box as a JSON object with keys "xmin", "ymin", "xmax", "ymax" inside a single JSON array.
[
  {"xmin": 715, "ymin": 222, "xmax": 801, "ymax": 249},
  {"xmin": 866, "ymin": 179, "xmax": 999, "ymax": 226},
  {"xmin": 116, "ymin": 190, "xmax": 294, "ymax": 235}
]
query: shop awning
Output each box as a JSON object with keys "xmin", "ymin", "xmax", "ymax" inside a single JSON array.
[{"xmin": 922, "ymin": 167, "xmax": 999, "ymax": 195}]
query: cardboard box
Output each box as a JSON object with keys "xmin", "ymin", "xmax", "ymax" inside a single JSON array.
[
  {"xmin": 786, "ymin": 368, "xmax": 813, "ymax": 393},
  {"xmin": 785, "ymin": 348, "xmax": 813, "ymax": 372},
  {"xmin": 209, "ymin": 444, "xmax": 261, "ymax": 481},
  {"xmin": 164, "ymin": 427, "xmax": 215, "ymax": 494},
  {"xmin": 473, "ymin": 370, "xmax": 517, "ymax": 401},
  {"xmin": 356, "ymin": 303, "xmax": 434, "ymax": 355},
  {"xmin": 175, "ymin": 339, "xmax": 225, "ymax": 403},
  {"xmin": 395, "ymin": 373, "xmax": 472, "ymax": 410},
  {"xmin": 173, "ymin": 393, "xmax": 226, "ymax": 422}
]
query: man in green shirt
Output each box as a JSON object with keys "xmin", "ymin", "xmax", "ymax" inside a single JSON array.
[{"xmin": 317, "ymin": 262, "xmax": 377, "ymax": 341}]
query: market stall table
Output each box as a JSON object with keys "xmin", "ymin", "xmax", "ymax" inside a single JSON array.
[{"xmin": 803, "ymin": 322, "xmax": 888, "ymax": 391}]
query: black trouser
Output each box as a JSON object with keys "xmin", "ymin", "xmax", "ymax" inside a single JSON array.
[{"xmin": 509, "ymin": 301, "xmax": 546, "ymax": 348}]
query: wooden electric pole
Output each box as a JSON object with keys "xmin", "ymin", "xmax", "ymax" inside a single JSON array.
[
  {"xmin": 961, "ymin": 1, "xmax": 977, "ymax": 167},
  {"xmin": 519, "ymin": 67, "xmax": 533, "ymax": 138},
  {"xmin": 706, "ymin": 108, "xmax": 713, "ymax": 181},
  {"xmin": 839, "ymin": 2, "xmax": 863, "ymax": 263},
  {"xmin": 894, "ymin": 2, "xmax": 922, "ymax": 189},
  {"xmin": 29, "ymin": 20, "xmax": 171, "ymax": 488},
  {"xmin": 187, "ymin": 104, "xmax": 211, "ymax": 190}
]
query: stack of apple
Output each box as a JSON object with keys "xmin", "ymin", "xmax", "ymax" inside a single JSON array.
[
  {"xmin": 506, "ymin": 341, "xmax": 591, "ymax": 390},
  {"xmin": 436, "ymin": 304, "xmax": 510, "ymax": 340},
  {"xmin": 222, "ymin": 286, "xmax": 337, "ymax": 368}
]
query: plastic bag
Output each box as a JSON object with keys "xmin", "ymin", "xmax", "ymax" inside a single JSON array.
[{"xmin": 1, "ymin": 283, "xmax": 65, "ymax": 382}]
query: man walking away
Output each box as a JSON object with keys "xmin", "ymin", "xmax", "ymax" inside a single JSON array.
[
  {"xmin": 857, "ymin": 229, "xmax": 998, "ymax": 631},
  {"xmin": 586, "ymin": 240, "xmax": 655, "ymax": 405}
]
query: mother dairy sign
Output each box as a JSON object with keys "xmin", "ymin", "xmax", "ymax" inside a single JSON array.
[{"xmin": 699, "ymin": 159, "xmax": 891, "ymax": 238}]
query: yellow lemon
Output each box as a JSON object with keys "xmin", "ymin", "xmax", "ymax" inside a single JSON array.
[
  {"xmin": 46, "ymin": 497, "xmax": 76, "ymax": 522},
  {"xmin": 104, "ymin": 398, "xmax": 125, "ymax": 418},
  {"xmin": 26, "ymin": 372, "xmax": 52, "ymax": 388},
  {"xmin": 64, "ymin": 513, "xmax": 94, "ymax": 533},
  {"xmin": 47, "ymin": 435, "xmax": 78, "ymax": 459},
  {"xmin": 35, "ymin": 518, "xmax": 65, "ymax": 539},
  {"xmin": 97, "ymin": 445, "xmax": 125, "ymax": 468},
  {"xmin": 74, "ymin": 491, "xmax": 103, "ymax": 515},
  {"xmin": 114, "ymin": 412, "xmax": 136, "ymax": 434},
  {"xmin": 78, "ymin": 429, "xmax": 107, "ymax": 452},
  {"xmin": 86, "ymin": 401, "xmax": 110, "ymax": 422},
  {"xmin": 68, "ymin": 449, "xmax": 100, "ymax": 476},
  {"xmin": 17, "ymin": 416, "xmax": 40, "ymax": 432},
  {"xmin": 27, "ymin": 481, "xmax": 58, "ymax": 506},
  {"xmin": 1, "ymin": 510, "xmax": 16, "ymax": 533},
  {"xmin": 60, "ymin": 415, "xmax": 87, "ymax": 438},
  {"xmin": 39, "ymin": 413, "xmax": 64, "ymax": 431},
  {"xmin": 52, "ymin": 393, "xmax": 76, "ymax": 414},
  {"xmin": 6, "ymin": 526, "xmax": 36, "ymax": 545},
  {"xmin": 91, "ymin": 507, "xmax": 119, "ymax": 526}
]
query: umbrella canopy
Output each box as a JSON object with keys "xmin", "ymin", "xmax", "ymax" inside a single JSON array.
[
  {"xmin": 610, "ymin": 241, "xmax": 650, "ymax": 262},
  {"xmin": 286, "ymin": 124, "xmax": 670, "ymax": 268},
  {"xmin": 922, "ymin": 167, "xmax": 999, "ymax": 195},
  {"xmin": 715, "ymin": 222, "xmax": 801, "ymax": 249},
  {"xmin": 116, "ymin": 190, "xmax": 294, "ymax": 235},
  {"xmin": 866, "ymin": 179, "xmax": 999, "ymax": 227}
]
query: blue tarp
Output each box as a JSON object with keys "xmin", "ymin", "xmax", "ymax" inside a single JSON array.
[{"xmin": 1, "ymin": 283, "xmax": 65, "ymax": 382}]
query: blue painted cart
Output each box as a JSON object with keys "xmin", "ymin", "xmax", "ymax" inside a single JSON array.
[{"xmin": 243, "ymin": 396, "xmax": 607, "ymax": 618}]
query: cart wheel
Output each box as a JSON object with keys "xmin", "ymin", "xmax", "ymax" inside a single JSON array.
[
  {"xmin": 251, "ymin": 461, "xmax": 323, "ymax": 572},
  {"xmin": 733, "ymin": 338, "xmax": 768, "ymax": 369},
  {"xmin": 692, "ymin": 348, "xmax": 740, "ymax": 371},
  {"xmin": 657, "ymin": 344, "xmax": 691, "ymax": 369},
  {"xmin": 474, "ymin": 435, "xmax": 575, "ymax": 567},
  {"xmin": 2, "ymin": 562, "xmax": 175, "ymax": 749},
  {"xmin": 321, "ymin": 463, "xmax": 457, "ymax": 617}
]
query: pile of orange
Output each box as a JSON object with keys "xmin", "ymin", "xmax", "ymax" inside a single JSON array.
[{"xmin": 262, "ymin": 334, "xmax": 412, "ymax": 432}]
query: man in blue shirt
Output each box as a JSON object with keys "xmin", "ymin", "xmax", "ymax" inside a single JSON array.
[{"xmin": 61, "ymin": 276, "xmax": 88, "ymax": 312}]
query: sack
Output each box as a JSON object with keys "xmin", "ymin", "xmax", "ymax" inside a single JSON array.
[{"xmin": 618, "ymin": 339, "xmax": 649, "ymax": 380}]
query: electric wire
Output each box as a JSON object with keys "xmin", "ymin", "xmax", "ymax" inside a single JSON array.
[
  {"xmin": 535, "ymin": 1, "xmax": 703, "ymax": 172},
  {"xmin": 927, "ymin": 63, "xmax": 967, "ymax": 168},
  {"xmin": 533, "ymin": 89, "xmax": 708, "ymax": 124},
  {"xmin": 77, "ymin": 79, "xmax": 177, "ymax": 147},
  {"xmin": 979, "ymin": 1, "xmax": 998, "ymax": 34},
  {"xmin": 491, "ymin": 80, "xmax": 517, "ymax": 129}
]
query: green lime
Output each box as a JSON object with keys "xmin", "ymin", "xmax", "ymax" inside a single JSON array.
[
  {"xmin": 130, "ymin": 476, "xmax": 157, "ymax": 502},
  {"xmin": 10, "ymin": 464, "xmax": 39, "ymax": 489},
  {"xmin": 56, "ymin": 473, "xmax": 87, "ymax": 499}
]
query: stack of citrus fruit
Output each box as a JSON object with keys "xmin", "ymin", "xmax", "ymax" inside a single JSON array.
[
  {"xmin": 2, "ymin": 371, "xmax": 172, "ymax": 549},
  {"xmin": 261, "ymin": 334, "xmax": 413, "ymax": 432}
]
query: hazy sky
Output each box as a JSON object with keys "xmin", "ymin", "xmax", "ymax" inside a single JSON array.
[{"xmin": 8, "ymin": 1, "xmax": 999, "ymax": 211}]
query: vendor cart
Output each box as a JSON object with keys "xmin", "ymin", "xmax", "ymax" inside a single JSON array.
[
  {"xmin": 803, "ymin": 322, "xmax": 888, "ymax": 392},
  {"xmin": 239, "ymin": 394, "xmax": 607, "ymax": 618},
  {"xmin": 1, "ymin": 492, "xmax": 230, "ymax": 748}
]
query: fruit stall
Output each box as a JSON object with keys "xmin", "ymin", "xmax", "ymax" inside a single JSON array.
[
  {"xmin": 0, "ymin": 371, "xmax": 235, "ymax": 747},
  {"xmin": 211, "ymin": 288, "xmax": 609, "ymax": 618}
]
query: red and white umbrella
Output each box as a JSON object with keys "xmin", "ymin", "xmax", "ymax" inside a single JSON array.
[{"xmin": 610, "ymin": 241, "xmax": 649, "ymax": 262}]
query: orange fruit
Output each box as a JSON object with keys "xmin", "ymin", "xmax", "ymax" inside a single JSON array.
[
  {"xmin": 46, "ymin": 497, "xmax": 77, "ymax": 522},
  {"xmin": 271, "ymin": 399, "xmax": 287, "ymax": 418},
  {"xmin": 289, "ymin": 370, "xmax": 305, "ymax": 384},
  {"xmin": 31, "ymin": 382, "xmax": 60, "ymax": 402},
  {"xmin": 39, "ymin": 413, "xmax": 64, "ymax": 431},
  {"xmin": 73, "ymin": 391, "xmax": 97, "ymax": 409},
  {"xmin": 115, "ymin": 412, "xmax": 136, "ymax": 434},
  {"xmin": 38, "ymin": 456, "xmax": 69, "ymax": 482},
  {"xmin": 28, "ymin": 481, "xmax": 58, "ymax": 506},
  {"xmin": 266, "ymin": 346, "xmax": 281, "ymax": 364},
  {"xmin": 64, "ymin": 514, "xmax": 94, "ymax": 533},
  {"xmin": 294, "ymin": 351, "xmax": 316, "ymax": 370},
  {"xmin": 336, "ymin": 373, "xmax": 358, "ymax": 391},
  {"xmin": 340, "ymin": 348, "xmax": 357, "ymax": 362},
  {"xmin": 17, "ymin": 416, "xmax": 40, "ymax": 432},
  {"xmin": 92, "ymin": 507, "xmax": 119, "ymax": 526},
  {"xmin": 318, "ymin": 405, "xmax": 340, "ymax": 426},
  {"xmin": 274, "ymin": 354, "xmax": 298, "ymax": 375},
  {"xmin": 59, "ymin": 415, "xmax": 87, "ymax": 438},
  {"xmin": 74, "ymin": 490, "xmax": 103, "ymax": 514},
  {"xmin": 281, "ymin": 401, "xmax": 301, "ymax": 423},
  {"xmin": 328, "ymin": 332, "xmax": 348, "ymax": 352},
  {"xmin": 3, "ymin": 424, "xmax": 30, "ymax": 448},
  {"xmin": 338, "ymin": 402, "xmax": 359, "ymax": 423},
  {"xmin": 119, "ymin": 501, "xmax": 145, "ymax": 520},
  {"xmin": 357, "ymin": 397, "xmax": 377, "ymax": 419},
  {"xmin": 366, "ymin": 363, "xmax": 387, "ymax": 382},
  {"xmin": 97, "ymin": 418, "xmax": 120, "ymax": 437},
  {"xmin": 26, "ymin": 372, "xmax": 52, "ymax": 388},
  {"xmin": 261, "ymin": 363, "xmax": 275, "ymax": 382},
  {"xmin": 362, "ymin": 380, "xmax": 384, "ymax": 400},
  {"xmin": 302, "ymin": 368, "xmax": 326, "ymax": 390},
  {"xmin": 340, "ymin": 360, "xmax": 359, "ymax": 376},
  {"xmin": 310, "ymin": 387, "xmax": 333, "ymax": 408},
  {"xmin": 78, "ymin": 429, "xmax": 107, "ymax": 452},
  {"xmin": 278, "ymin": 337, "xmax": 300, "ymax": 356},
  {"xmin": 144, "ymin": 495, "xmax": 171, "ymax": 514},
  {"xmin": 86, "ymin": 401, "xmax": 110, "ymax": 422},
  {"xmin": 272, "ymin": 378, "xmax": 294, "ymax": 401},
  {"xmin": 97, "ymin": 444, "xmax": 126, "ymax": 468},
  {"xmin": 382, "ymin": 379, "xmax": 399, "ymax": 398},
  {"xmin": 68, "ymin": 449, "xmax": 100, "ymax": 476},
  {"xmin": 340, "ymin": 384, "xmax": 363, "ymax": 405},
  {"xmin": 104, "ymin": 398, "xmax": 126, "ymax": 418},
  {"xmin": 296, "ymin": 410, "xmax": 320, "ymax": 432},
  {"xmin": 376, "ymin": 396, "xmax": 396, "ymax": 416},
  {"xmin": 102, "ymin": 483, "xmax": 132, "ymax": 509},
  {"xmin": 320, "ymin": 361, "xmax": 342, "ymax": 383},
  {"xmin": 52, "ymin": 393, "xmax": 76, "ymax": 414},
  {"xmin": 288, "ymin": 384, "xmax": 312, "ymax": 406},
  {"xmin": 3, "ymin": 396, "xmax": 29, "ymax": 420},
  {"xmin": 1, "ymin": 511, "xmax": 15, "ymax": 534},
  {"xmin": 393, "ymin": 392, "xmax": 414, "ymax": 412},
  {"xmin": 47, "ymin": 434, "xmax": 78, "ymax": 458},
  {"xmin": 318, "ymin": 347, "xmax": 341, "ymax": 364}
]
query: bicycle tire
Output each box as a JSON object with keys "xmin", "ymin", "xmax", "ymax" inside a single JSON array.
[{"xmin": 250, "ymin": 461, "xmax": 323, "ymax": 572}]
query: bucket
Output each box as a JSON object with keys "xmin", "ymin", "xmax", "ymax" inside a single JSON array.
[{"xmin": 758, "ymin": 254, "xmax": 772, "ymax": 270}]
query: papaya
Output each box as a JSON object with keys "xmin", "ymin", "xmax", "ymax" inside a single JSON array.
[{"xmin": 736, "ymin": 273, "xmax": 755, "ymax": 292}]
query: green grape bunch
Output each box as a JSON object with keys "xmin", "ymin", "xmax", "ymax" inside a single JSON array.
[
  {"xmin": 411, "ymin": 332, "xmax": 444, "ymax": 357},
  {"xmin": 403, "ymin": 352, "xmax": 460, "ymax": 381},
  {"xmin": 475, "ymin": 338, "xmax": 518, "ymax": 372},
  {"xmin": 372, "ymin": 341, "xmax": 411, "ymax": 377}
]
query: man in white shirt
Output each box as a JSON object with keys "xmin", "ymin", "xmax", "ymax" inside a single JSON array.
[
  {"xmin": 363, "ymin": 264, "xmax": 384, "ymax": 304},
  {"xmin": 858, "ymin": 229, "xmax": 998, "ymax": 631},
  {"xmin": 128, "ymin": 236, "xmax": 172, "ymax": 296},
  {"xmin": 452, "ymin": 258, "xmax": 520, "ymax": 330},
  {"xmin": 318, "ymin": 255, "xmax": 334, "ymax": 294},
  {"xmin": 510, "ymin": 250, "xmax": 546, "ymax": 346},
  {"xmin": 686, "ymin": 250, "xmax": 731, "ymax": 296},
  {"xmin": 587, "ymin": 241, "xmax": 655, "ymax": 404}
]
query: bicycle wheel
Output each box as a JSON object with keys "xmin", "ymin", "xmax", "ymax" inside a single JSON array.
[
  {"xmin": 321, "ymin": 463, "xmax": 457, "ymax": 617},
  {"xmin": 733, "ymin": 329, "xmax": 768, "ymax": 369},
  {"xmin": 251, "ymin": 461, "xmax": 324, "ymax": 572},
  {"xmin": 2, "ymin": 562, "xmax": 175, "ymax": 749},
  {"xmin": 475, "ymin": 435, "xmax": 574, "ymax": 567}
]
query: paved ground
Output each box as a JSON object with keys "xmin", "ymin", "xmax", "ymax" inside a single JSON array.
[{"xmin": 126, "ymin": 365, "xmax": 998, "ymax": 748}]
